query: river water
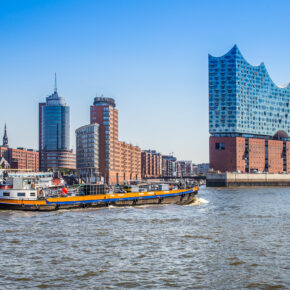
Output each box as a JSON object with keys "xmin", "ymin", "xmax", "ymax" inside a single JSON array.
[{"xmin": 0, "ymin": 186, "xmax": 289, "ymax": 289}]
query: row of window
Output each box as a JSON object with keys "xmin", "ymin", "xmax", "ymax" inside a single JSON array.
[{"xmin": 3, "ymin": 192, "xmax": 35, "ymax": 197}]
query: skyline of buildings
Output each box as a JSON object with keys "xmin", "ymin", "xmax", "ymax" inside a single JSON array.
[
  {"xmin": 2, "ymin": 0, "xmax": 289, "ymax": 166},
  {"xmin": 6, "ymin": 44, "xmax": 289, "ymax": 177},
  {"xmin": 209, "ymin": 45, "xmax": 290, "ymax": 173},
  {"xmin": 10, "ymin": 44, "xmax": 290, "ymax": 178},
  {"xmin": 10, "ymin": 45, "xmax": 286, "ymax": 179},
  {"xmin": 0, "ymin": 120, "xmax": 203, "ymax": 180},
  {"xmin": 0, "ymin": 76, "xmax": 206, "ymax": 183}
]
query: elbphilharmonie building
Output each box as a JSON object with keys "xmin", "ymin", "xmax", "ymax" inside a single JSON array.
[{"xmin": 209, "ymin": 45, "xmax": 290, "ymax": 173}]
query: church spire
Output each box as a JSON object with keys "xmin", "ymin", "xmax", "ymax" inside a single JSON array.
[{"xmin": 3, "ymin": 124, "xmax": 8, "ymax": 147}]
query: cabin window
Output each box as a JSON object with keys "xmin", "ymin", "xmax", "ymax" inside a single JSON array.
[
  {"xmin": 30, "ymin": 192, "xmax": 36, "ymax": 197},
  {"xmin": 17, "ymin": 193, "xmax": 25, "ymax": 197},
  {"xmin": 3, "ymin": 192, "xmax": 10, "ymax": 197}
]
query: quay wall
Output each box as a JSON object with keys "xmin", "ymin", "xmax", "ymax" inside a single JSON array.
[{"xmin": 206, "ymin": 172, "xmax": 290, "ymax": 187}]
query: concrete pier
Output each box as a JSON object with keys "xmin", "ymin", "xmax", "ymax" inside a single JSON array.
[{"xmin": 206, "ymin": 172, "xmax": 290, "ymax": 187}]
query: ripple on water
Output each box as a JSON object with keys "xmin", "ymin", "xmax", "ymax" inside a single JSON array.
[{"xmin": 0, "ymin": 187, "xmax": 289, "ymax": 289}]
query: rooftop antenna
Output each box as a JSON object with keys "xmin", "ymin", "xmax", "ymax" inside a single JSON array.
[{"xmin": 54, "ymin": 72, "xmax": 57, "ymax": 93}]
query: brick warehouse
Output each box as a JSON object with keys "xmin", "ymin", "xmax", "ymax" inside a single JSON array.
[
  {"xmin": 209, "ymin": 45, "xmax": 290, "ymax": 173},
  {"xmin": 0, "ymin": 125, "xmax": 39, "ymax": 172}
]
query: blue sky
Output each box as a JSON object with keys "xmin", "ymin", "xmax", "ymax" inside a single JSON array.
[{"xmin": 1, "ymin": 0, "xmax": 290, "ymax": 163}]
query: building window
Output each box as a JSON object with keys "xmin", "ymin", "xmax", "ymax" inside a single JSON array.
[{"xmin": 215, "ymin": 143, "xmax": 225, "ymax": 150}]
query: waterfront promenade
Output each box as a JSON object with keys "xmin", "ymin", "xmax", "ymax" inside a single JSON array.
[{"xmin": 207, "ymin": 172, "xmax": 290, "ymax": 187}]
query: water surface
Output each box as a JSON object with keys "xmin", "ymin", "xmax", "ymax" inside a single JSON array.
[{"xmin": 0, "ymin": 187, "xmax": 289, "ymax": 289}]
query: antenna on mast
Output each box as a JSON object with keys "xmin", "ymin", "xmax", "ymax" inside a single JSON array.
[{"xmin": 54, "ymin": 72, "xmax": 57, "ymax": 93}]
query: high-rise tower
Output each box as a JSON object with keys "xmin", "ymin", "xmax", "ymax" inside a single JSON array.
[
  {"xmin": 90, "ymin": 96, "xmax": 141, "ymax": 184},
  {"xmin": 39, "ymin": 76, "xmax": 76, "ymax": 171}
]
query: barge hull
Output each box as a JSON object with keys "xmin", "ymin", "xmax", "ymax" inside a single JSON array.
[{"xmin": 0, "ymin": 188, "xmax": 198, "ymax": 211}]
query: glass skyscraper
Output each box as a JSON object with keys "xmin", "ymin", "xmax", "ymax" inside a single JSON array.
[
  {"xmin": 42, "ymin": 90, "xmax": 70, "ymax": 151},
  {"xmin": 39, "ymin": 80, "xmax": 75, "ymax": 171}
]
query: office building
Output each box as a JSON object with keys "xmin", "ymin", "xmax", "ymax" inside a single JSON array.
[
  {"xmin": 90, "ymin": 96, "xmax": 141, "ymax": 184},
  {"xmin": 39, "ymin": 78, "xmax": 76, "ymax": 171},
  {"xmin": 209, "ymin": 45, "xmax": 290, "ymax": 173},
  {"xmin": 76, "ymin": 123, "xmax": 100, "ymax": 182}
]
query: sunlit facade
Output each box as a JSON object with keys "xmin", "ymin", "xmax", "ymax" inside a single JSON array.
[
  {"xmin": 39, "ymin": 84, "xmax": 75, "ymax": 171},
  {"xmin": 209, "ymin": 45, "xmax": 290, "ymax": 137},
  {"xmin": 76, "ymin": 123, "xmax": 100, "ymax": 182},
  {"xmin": 90, "ymin": 96, "xmax": 141, "ymax": 184},
  {"xmin": 209, "ymin": 46, "xmax": 290, "ymax": 173}
]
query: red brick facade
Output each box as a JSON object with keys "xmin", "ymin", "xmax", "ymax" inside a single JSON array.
[
  {"xmin": 141, "ymin": 150, "xmax": 162, "ymax": 178},
  {"xmin": 209, "ymin": 136, "xmax": 245, "ymax": 172},
  {"xmin": 0, "ymin": 146, "xmax": 8, "ymax": 161},
  {"xmin": 248, "ymin": 138, "xmax": 265, "ymax": 172},
  {"xmin": 210, "ymin": 136, "xmax": 289, "ymax": 173},
  {"xmin": 90, "ymin": 101, "xmax": 141, "ymax": 185},
  {"xmin": 286, "ymin": 141, "xmax": 290, "ymax": 173},
  {"xmin": 268, "ymin": 140, "xmax": 283, "ymax": 173},
  {"xmin": 0, "ymin": 146, "xmax": 39, "ymax": 172}
]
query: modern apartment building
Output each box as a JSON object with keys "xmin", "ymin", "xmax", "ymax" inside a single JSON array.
[
  {"xmin": 75, "ymin": 123, "xmax": 100, "ymax": 182},
  {"xmin": 39, "ymin": 79, "xmax": 76, "ymax": 171},
  {"xmin": 192, "ymin": 163, "xmax": 209, "ymax": 175},
  {"xmin": 162, "ymin": 155, "xmax": 177, "ymax": 177},
  {"xmin": 176, "ymin": 160, "xmax": 192, "ymax": 177},
  {"xmin": 209, "ymin": 45, "xmax": 290, "ymax": 173},
  {"xmin": 141, "ymin": 150, "xmax": 162, "ymax": 178},
  {"xmin": 90, "ymin": 96, "xmax": 141, "ymax": 184}
]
